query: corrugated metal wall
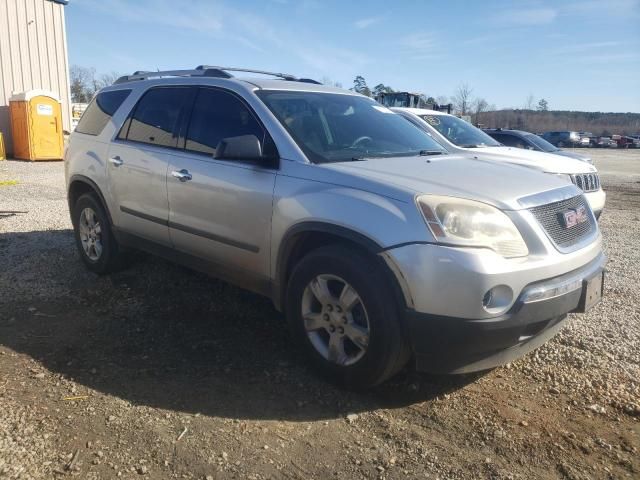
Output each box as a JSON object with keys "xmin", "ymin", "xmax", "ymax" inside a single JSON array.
[{"xmin": 0, "ymin": 0, "xmax": 70, "ymax": 155}]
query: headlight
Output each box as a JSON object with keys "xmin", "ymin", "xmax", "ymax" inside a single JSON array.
[{"xmin": 416, "ymin": 195, "xmax": 529, "ymax": 258}]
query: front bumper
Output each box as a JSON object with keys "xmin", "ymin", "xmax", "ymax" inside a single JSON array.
[
  {"xmin": 403, "ymin": 252, "xmax": 606, "ymax": 373},
  {"xmin": 382, "ymin": 230, "xmax": 602, "ymax": 319}
]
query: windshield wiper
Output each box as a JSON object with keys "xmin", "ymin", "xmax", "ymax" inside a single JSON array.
[{"xmin": 419, "ymin": 150, "xmax": 445, "ymax": 156}]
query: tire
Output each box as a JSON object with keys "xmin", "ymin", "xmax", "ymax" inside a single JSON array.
[
  {"xmin": 285, "ymin": 245, "xmax": 410, "ymax": 388},
  {"xmin": 72, "ymin": 193, "xmax": 125, "ymax": 274}
]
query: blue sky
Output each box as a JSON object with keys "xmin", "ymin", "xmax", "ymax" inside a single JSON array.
[{"xmin": 66, "ymin": 0, "xmax": 640, "ymax": 112}]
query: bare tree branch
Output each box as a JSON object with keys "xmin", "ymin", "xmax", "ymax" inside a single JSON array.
[{"xmin": 452, "ymin": 83, "xmax": 473, "ymax": 115}]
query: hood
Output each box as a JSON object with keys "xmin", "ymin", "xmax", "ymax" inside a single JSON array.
[
  {"xmin": 465, "ymin": 146, "xmax": 596, "ymax": 174},
  {"xmin": 553, "ymin": 150, "xmax": 593, "ymax": 163},
  {"xmin": 322, "ymin": 154, "xmax": 577, "ymax": 211}
]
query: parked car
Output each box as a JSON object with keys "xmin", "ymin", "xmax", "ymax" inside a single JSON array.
[
  {"xmin": 392, "ymin": 108, "xmax": 605, "ymax": 218},
  {"xmin": 483, "ymin": 128, "xmax": 592, "ymax": 163},
  {"xmin": 577, "ymin": 132, "xmax": 592, "ymax": 147},
  {"xmin": 616, "ymin": 136, "xmax": 640, "ymax": 148},
  {"xmin": 541, "ymin": 131, "xmax": 582, "ymax": 147},
  {"xmin": 591, "ymin": 136, "xmax": 617, "ymax": 148},
  {"xmin": 65, "ymin": 66, "xmax": 606, "ymax": 387}
]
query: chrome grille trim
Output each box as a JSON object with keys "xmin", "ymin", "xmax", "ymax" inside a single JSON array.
[
  {"xmin": 570, "ymin": 173, "xmax": 600, "ymax": 193},
  {"xmin": 529, "ymin": 195, "xmax": 597, "ymax": 252},
  {"xmin": 517, "ymin": 185, "xmax": 581, "ymax": 209}
]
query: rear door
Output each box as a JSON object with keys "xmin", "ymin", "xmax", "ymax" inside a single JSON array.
[
  {"xmin": 166, "ymin": 86, "xmax": 277, "ymax": 283},
  {"xmin": 107, "ymin": 86, "xmax": 193, "ymax": 245}
]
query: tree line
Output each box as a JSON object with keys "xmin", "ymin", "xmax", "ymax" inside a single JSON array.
[
  {"xmin": 349, "ymin": 75, "xmax": 496, "ymax": 115},
  {"xmin": 70, "ymin": 65, "xmax": 122, "ymax": 103},
  {"xmin": 349, "ymin": 75, "xmax": 639, "ymax": 135},
  {"xmin": 347, "ymin": 75, "xmax": 549, "ymax": 125},
  {"xmin": 478, "ymin": 110, "xmax": 640, "ymax": 136}
]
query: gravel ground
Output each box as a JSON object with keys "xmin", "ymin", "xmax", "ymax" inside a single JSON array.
[{"xmin": 0, "ymin": 150, "xmax": 638, "ymax": 479}]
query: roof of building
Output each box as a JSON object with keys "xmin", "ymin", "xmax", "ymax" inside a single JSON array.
[{"xmin": 48, "ymin": 0, "xmax": 68, "ymax": 5}]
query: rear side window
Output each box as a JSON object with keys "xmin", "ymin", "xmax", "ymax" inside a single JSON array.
[
  {"xmin": 120, "ymin": 87, "xmax": 191, "ymax": 148},
  {"xmin": 75, "ymin": 89, "xmax": 131, "ymax": 136},
  {"xmin": 492, "ymin": 133, "xmax": 522, "ymax": 147},
  {"xmin": 185, "ymin": 88, "xmax": 265, "ymax": 156}
]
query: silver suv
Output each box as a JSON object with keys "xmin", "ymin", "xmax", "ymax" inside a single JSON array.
[{"xmin": 65, "ymin": 66, "xmax": 605, "ymax": 388}]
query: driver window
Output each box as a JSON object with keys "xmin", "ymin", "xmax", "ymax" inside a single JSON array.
[{"xmin": 185, "ymin": 88, "xmax": 265, "ymax": 156}]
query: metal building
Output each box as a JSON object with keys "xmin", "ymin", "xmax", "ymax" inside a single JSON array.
[{"xmin": 0, "ymin": 0, "xmax": 70, "ymax": 155}]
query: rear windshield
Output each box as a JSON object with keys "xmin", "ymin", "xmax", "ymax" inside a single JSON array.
[
  {"xmin": 75, "ymin": 89, "xmax": 131, "ymax": 136},
  {"xmin": 256, "ymin": 91, "xmax": 446, "ymax": 163},
  {"xmin": 420, "ymin": 114, "xmax": 501, "ymax": 148}
]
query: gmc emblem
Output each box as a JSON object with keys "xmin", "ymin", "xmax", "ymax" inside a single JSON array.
[{"xmin": 562, "ymin": 206, "xmax": 588, "ymax": 228}]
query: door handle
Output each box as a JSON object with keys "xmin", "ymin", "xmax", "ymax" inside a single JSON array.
[
  {"xmin": 109, "ymin": 156, "xmax": 123, "ymax": 167},
  {"xmin": 171, "ymin": 169, "xmax": 192, "ymax": 182}
]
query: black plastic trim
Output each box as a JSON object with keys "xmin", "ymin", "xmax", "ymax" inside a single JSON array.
[
  {"xmin": 273, "ymin": 221, "xmax": 386, "ymax": 310},
  {"xmin": 119, "ymin": 206, "xmax": 168, "ymax": 226},
  {"xmin": 405, "ymin": 259, "xmax": 605, "ymax": 374},
  {"xmin": 170, "ymin": 220, "xmax": 259, "ymax": 253},
  {"xmin": 119, "ymin": 206, "xmax": 259, "ymax": 253}
]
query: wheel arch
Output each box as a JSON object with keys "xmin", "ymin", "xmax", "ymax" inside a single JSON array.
[
  {"xmin": 273, "ymin": 222, "xmax": 408, "ymax": 313},
  {"xmin": 67, "ymin": 175, "xmax": 113, "ymax": 225}
]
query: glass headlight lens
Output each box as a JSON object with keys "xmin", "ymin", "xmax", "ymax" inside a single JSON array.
[{"xmin": 416, "ymin": 195, "xmax": 528, "ymax": 258}]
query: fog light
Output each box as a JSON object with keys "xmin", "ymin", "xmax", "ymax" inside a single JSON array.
[
  {"xmin": 482, "ymin": 290, "xmax": 493, "ymax": 308},
  {"xmin": 482, "ymin": 285, "xmax": 514, "ymax": 313}
]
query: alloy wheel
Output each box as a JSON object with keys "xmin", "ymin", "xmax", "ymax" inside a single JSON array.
[
  {"xmin": 301, "ymin": 274, "xmax": 371, "ymax": 366},
  {"xmin": 78, "ymin": 207, "xmax": 103, "ymax": 261}
]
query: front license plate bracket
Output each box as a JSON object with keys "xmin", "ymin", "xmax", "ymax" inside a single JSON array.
[{"xmin": 577, "ymin": 270, "xmax": 604, "ymax": 313}]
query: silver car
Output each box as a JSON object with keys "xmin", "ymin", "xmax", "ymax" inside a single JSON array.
[{"xmin": 65, "ymin": 66, "xmax": 606, "ymax": 388}]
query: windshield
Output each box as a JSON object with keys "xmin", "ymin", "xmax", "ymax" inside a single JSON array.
[
  {"xmin": 524, "ymin": 133, "xmax": 559, "ymax": 152},
  {"xmin": 256, "ymin": 91, "xmax": 446, "ymax": 163},
  {"xmin": 419, "ymin": 114, "xmax": 501, "ymax": 148}
]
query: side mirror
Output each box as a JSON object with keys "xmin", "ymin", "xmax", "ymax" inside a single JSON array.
[{"xmin": 215, "ymin": 135, "xmax": 263, "ymax": 161}]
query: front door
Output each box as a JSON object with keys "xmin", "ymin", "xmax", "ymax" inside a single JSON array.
[{"xmin": 166, "ymin": 87, "xmax": 277, "ymax": 283}]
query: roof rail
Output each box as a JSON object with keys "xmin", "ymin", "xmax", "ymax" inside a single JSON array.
[
  {"xmin": 196, "ymin": 65, "xmax": 300, "ymax": 81},
  {"xmin": 113, "ymin": 65, "xmax": 322, "ymax": 85}
]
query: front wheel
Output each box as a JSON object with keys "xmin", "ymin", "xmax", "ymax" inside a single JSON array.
[{"xmin": 285, "ymin": 245, "xmax": 410, "ymax": 388}]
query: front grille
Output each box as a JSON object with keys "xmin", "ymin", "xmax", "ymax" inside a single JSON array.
[
  {"xmin": 530, "ymin": 195, "xmax": 596, "ymax": 250},
  {"xmin": 570, "ymin": 173, "xmax": 600, "ymax": 192}
]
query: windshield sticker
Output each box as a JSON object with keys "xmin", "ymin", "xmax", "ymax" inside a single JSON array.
[
  {"xmin": 372, "ymin": 105, "xmax": 394, "ymax": 114},
  {"xmin": 422, "ymin": 115, "xmax": 440, "ymax": 126}
]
